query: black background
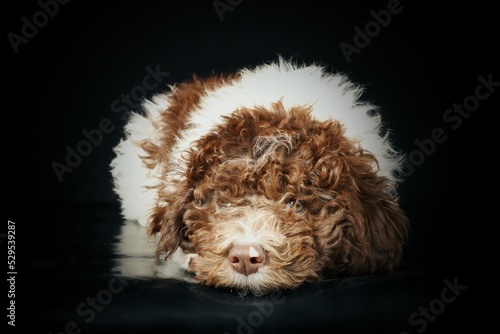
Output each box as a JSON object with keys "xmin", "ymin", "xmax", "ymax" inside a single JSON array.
[{"xmin": 5, "ymin": 0, "xmax": 497, "ymax": 333}]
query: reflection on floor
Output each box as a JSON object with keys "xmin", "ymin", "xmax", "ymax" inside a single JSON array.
[{"xmin": 113, "ymin": 219, "xmax": 197, "ymax": 283}]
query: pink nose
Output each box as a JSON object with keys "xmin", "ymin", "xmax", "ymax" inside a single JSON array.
[{"xmin": 228, "ymin": 245, "xmax": 266, "ymax": 276}]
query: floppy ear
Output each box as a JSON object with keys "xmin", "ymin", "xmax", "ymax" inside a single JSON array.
[
  {"xmin": 148, "ymin": 182, "xmax": 193, "ymax": 260},
  {"xmin": 321, "ymin": 136, "xmax": 409, "ymax": 274},
  {"xmin": 343, "ymin": 187, "xmax": 409, "ymax": 275}
]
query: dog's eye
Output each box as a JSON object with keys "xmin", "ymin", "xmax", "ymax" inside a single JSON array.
[{"xmin": 286, "ymin": 200, "xmax": 305, "ymax": 214}]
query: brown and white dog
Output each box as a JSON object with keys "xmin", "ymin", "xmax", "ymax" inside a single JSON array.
[{"xmin": 110, "ymin": 58, "xmax": 408, "ymax": 296}]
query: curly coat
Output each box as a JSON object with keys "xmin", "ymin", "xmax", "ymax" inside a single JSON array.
[{"xmin": 111, "ymin": 59, "xmax": 408, "ymax": 296}]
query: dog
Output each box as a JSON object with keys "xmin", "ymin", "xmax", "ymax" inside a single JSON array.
[{"xmin": 110, "ymin": 58, "xmax": 408, "ymax": 296}]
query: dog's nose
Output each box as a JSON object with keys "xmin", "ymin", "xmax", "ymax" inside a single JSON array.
[{"xmin": 228, "ymin": 245, "xmax": 266, "ymax": 276}]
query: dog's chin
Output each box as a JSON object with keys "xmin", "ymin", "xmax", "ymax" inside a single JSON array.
[
  {"xmin": 199, "ymin": 267, "xmax": 299, "ymax": 297},
  {"xmin": 217, "ymin": 271, "xmax": 275, "ymax": 297},
  {"xmin": 189, "ymin": 256, "xmax": 308, "ymax": 296}
]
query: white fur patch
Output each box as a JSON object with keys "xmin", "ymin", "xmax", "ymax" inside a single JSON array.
[{"xmin": 110, "ymin": 93, "xmax": 170, "ymax": 225}]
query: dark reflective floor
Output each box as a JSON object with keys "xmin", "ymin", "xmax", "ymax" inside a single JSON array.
[{"xmin": 20, "ymin": 204, "xmax": 475, "ymax": 334}]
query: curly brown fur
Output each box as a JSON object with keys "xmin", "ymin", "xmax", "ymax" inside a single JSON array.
[
  {"xmin": 148, "ymin": 103, "xmax": 407, "ymax": 295},
  {"xmin": 111, "ymin": 60, "xmax": 409, "ymax": 296}
]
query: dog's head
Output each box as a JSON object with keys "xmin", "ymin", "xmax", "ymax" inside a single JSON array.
[{"xmin": 149, "ymin": 102, "xmax": 408, "ymax": 296}]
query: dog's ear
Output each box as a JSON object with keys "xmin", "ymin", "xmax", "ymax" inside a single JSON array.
[
  {"xmin": 343, "ymin": 187, "xmax": 409, "ymax": 275},
  {"xmin": 308, "ymin": 121, "xmax": 409, "ymax": 275},
  {"xmin": 148, "ymin": 183, "xmax": 193, "ymax": 260}
]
